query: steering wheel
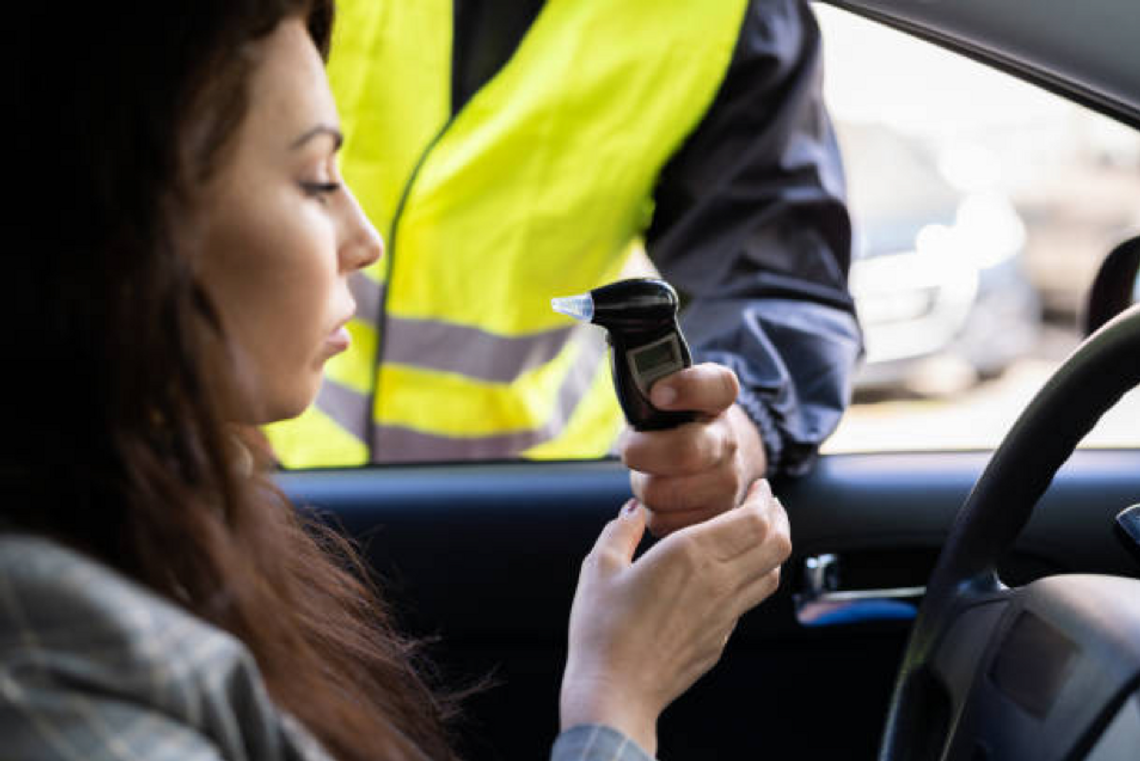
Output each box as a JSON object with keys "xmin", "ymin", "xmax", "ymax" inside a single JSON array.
[{"xmin": 878, "ymin": 304, "xmax": 1140, "ymax": 761}]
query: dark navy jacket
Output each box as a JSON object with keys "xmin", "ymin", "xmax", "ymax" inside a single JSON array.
[{"xmin": 455, "ymin": 0, "xmax": 862, "ymax": 475}]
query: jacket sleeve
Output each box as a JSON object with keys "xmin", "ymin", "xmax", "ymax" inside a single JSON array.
[
  {"xmin": 646, "ymin": 0, "xmax": 862, "ymax": 477},
  {"xmin": 551, "ymin": 725, "xmax": 655, "ymax": 761}
]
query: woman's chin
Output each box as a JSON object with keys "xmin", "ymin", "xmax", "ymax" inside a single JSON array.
[
  {"xmin": 231, "ymin": 381, "xmax": 322, "ymax": 426},
  {"xmin": 273, "ymin": 387, "xmax": 323, "ymax": 424}
]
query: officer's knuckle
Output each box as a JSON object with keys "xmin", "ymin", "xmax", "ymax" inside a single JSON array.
[
  {"xmin": 709, "ymin": 469, "xmax": 738, "ymax": 510},
  {"xmin": 642, "ymin": 477, "xmax": 677, "ymax": 510},
  {"xmin": 618, "ymin": 443, "xmax": 640, "ymax": 469},
  {"xmin": 677, "ymin": 437, "xmax": 709, "ymax": 472},
  {"xmin": 721, "ymin": 429, "xmax": 739, "ymax": 460},
  {"xmin": 720, "ymin": 369, "xmax": 740, "ymax": 401}
]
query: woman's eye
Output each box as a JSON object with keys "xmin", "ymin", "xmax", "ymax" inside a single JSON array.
[{"xmin": 301, "ymin": 181, "xmax": 342, "ymax": 202}]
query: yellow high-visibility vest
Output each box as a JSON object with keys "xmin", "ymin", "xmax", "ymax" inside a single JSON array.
[{"xmin": 267, "ymin": 0, "xmax": 749, "ymax": 466}]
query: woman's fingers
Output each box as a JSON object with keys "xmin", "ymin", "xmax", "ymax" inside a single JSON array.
[
  {"xmin": 725, "ymin": 487, "xmax": 792, "ymax": 578},
  {"xmin": 688, "ymin": 479, "xmax": 786, "ymax": 561},
  {"xmin": 586, "ymin": 499, "xmax": 647, "ymax": 573},
  {"xmin": 650, "ymin": 478, "xmax": 790, "ymax": 613},
  {"xmin": 734, "ymin": 567, "xmax": 784, "ymax": 618},
  {"xmin": 561, "ymin": 480, "xmax": 790, "ymax": 754}
]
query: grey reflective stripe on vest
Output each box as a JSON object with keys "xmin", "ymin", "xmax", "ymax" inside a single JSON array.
[
  {"xmin": 349, "ymin": 272, "xmax": 384, "ymax": 324},
  {"xmin": 372, "ymin": 327, "xmax": 610, "ymax": 461},
  {"xmin": 384, "ymin": 318, "xmax": 579, "ymax": 382},
  {"xmin": 342, "ymin": 272, "xmax": 613, "ymax": 460},
  {"xmin": 314, "ymin": 377, "xmax": 370, "ymax": 442},
  {"xmin": 351, "ymin": 272, "xmax": 584, "ymax": 382}
]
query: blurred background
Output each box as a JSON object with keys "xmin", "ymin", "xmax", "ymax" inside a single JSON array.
[{"xmin": 812, "ymin": 4, "xmax": 1140, "ymax": 453}]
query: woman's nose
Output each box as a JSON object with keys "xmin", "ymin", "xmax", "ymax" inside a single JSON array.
[{"xmin": 339, "ymin": 183, "xmax": 383, "ymax": 272}]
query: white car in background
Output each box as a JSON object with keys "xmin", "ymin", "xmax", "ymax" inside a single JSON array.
[{"xmin": 841, "ymin": 122, "xmax": 1041, "ymax": 394}]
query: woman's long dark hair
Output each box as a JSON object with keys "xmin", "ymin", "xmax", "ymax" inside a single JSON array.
[{"xmin": 23, "ymin": 2, "xmax": 459, "ymax": 759}]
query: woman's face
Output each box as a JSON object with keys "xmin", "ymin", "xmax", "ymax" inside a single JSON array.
[{"xmin": 195, "ymin": 18, "xmax": 382, "ymax": 424}]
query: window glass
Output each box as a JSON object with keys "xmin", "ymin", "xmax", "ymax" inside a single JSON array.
[{"xmin": 815, "ymin": 4, "xmax": 1140, "ymax": 454}]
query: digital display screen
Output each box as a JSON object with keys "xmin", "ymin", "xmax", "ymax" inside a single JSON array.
[{"xmin": 633, "ymin": 340, "xmax": 678, "ymax": 375}]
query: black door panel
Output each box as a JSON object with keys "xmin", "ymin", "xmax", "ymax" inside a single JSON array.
[{"xmin": 277, "ymin": 449, "xmax": 1139, "ymax": 759}]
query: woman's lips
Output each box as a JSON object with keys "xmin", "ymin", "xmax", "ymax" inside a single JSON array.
[{"xmin": 324, "ymin": 325, "xmax": 351, "ymax": 354}]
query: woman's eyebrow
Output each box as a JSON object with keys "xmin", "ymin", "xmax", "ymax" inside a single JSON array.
[{"xmin": 289, "ymin": 124, "xmax": 343, "ymax": 151}]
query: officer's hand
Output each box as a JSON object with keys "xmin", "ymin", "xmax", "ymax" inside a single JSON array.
[{"xmin": 620, "ymin": 363, "xmax": 767, "ymax": 537}]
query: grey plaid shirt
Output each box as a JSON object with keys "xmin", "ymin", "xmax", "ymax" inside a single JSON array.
[{"xmin": 0, "ymin": 534, "xmax": 651, "ymax": 761}]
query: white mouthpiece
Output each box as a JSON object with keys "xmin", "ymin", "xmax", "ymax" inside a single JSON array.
[{"xmin": 551, "ymin": 293, "xmax": 595, "ymax": 323}]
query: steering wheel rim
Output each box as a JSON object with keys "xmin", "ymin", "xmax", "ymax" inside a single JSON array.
[{"xmin": 878, "ymin": 304, "xmax": 1140, "ymax": 760}]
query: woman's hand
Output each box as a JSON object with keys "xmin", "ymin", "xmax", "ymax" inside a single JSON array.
[
  {"xmin": 559, "ymin": 479, "xmax": 791, "ymax": 756},
  {"xmin": 621, "ymin": 363, "xmax": 768, "ymax": 536}
]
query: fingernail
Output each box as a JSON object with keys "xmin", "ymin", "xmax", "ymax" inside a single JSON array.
[
  {"xmin": 651, "ymin": 383, "xmax": 676, "ymax": 407},
  {"xmin": 756, "ymin": 478, "xmax": 772, "ymax": 498},
  {"xmin": 622, "ymin": 499, "xmax": 640, "ymax": 517}
]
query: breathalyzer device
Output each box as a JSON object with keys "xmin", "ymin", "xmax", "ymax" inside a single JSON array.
[{"xmin": 552, "ymin": 278, "xmax": 695, "ymax": 430}]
